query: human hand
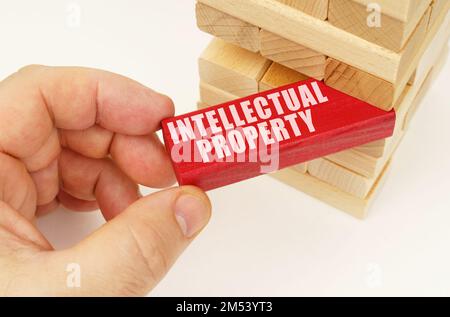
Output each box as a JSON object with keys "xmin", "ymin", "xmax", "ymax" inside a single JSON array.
[{"xmin": 0, "ymin": 65, "xmax": 211, "ymax": 296}]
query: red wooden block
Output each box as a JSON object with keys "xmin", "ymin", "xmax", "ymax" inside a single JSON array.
[{"xmin": 162, "ymin": 79, "xmax": 395, "ymax": 191}]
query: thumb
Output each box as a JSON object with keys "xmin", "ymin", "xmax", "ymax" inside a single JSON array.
[{"xmin": 39, "ymin": 186, "xmax": 211, "ymax": 296}]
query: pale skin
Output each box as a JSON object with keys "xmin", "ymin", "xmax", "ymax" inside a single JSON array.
[{"xmin": 0, "ymin": 65, "xmax": 211, "ymax": 296}]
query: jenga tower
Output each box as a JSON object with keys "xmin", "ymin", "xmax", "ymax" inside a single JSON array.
[{"xmin": 194, "ymin": 0, "xmax": 449, "ymax": 218}]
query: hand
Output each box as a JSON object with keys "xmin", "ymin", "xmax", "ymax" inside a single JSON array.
[{"xmin": 0, "ymin": 65, "xmax": 211, "ymax": 296}]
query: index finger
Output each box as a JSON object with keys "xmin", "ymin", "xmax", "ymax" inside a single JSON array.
[{"xmin": 0, "ymin": 65, "xmax": 174, "ymax": 158}]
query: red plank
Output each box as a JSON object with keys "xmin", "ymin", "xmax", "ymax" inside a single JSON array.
[{"xmin": 162, "ymin": 79, "xmax": 395, "ymax": 191}]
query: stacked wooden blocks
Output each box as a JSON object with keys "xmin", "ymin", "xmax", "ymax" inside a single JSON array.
[{"xmin": 195, "ymin": 0, "xmax": 449, "ymax": 218}]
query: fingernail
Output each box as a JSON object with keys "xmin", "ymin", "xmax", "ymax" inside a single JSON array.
[{"xmin": 174, "ymin": 194, "xmax": 210, "ymax": 238}]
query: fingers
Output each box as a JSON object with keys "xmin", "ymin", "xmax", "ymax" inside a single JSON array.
[
  {"xmin": 0, "ymin": 201, "xmax": 52, "ymax": 250},
  {"xmin": 0, "ymin": 65, "xmax": 176, "ymax": 217},
  {"xmin": 22, "ymin": 128, "xmax": 60, "ymax": 173},
  {"xmin": 60, "ymin": 125, "xmax": 114, "ymax": 159},
  {"xmin": 35, "ymin": 65, "xmax": 174, "ymax": 133},
  {"xmin": 35, "ymin": 186, "xmax": 211, "ymax": 296},
  {"xmin": 111, "ymin": 134, "xmax": 176, "ymax": 188},
  {"xmin": 0, "ymin": 64, "xmax": 174, "ymax": 163},
  {"xmin": 34, "ymin": 190, "xmax": 99, "ymax": 216},
  {"xmin": 59, "ymin": 149, "xmax": 139, "ymax": 220},
  {"xmin": 0, "ymin": 153, "xmax": 36, "ymax": 220},
  {"xmin": 0, "ymin": 66, "xmax": 54, "ymax": 160},
  {"xmin": 60, "ymin": 126, "xmax": 176, "ymax": 188},
  {"xmin": 30, "ymin": 159, "xmax": 59, "ymax": 206},
  {"xmin": 36, "ymin": 199, "xmax": 60, "ymax": 217},
  {"xmin": 57, "ymin": 190, "xmax": 98, "ymax": 212}
]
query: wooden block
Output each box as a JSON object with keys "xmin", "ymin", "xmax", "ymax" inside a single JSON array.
[
  {"xmin": 259, "ymin": 62, "xmax": 309, "ymax": 92},
  {"xmin": 396, "ymin": 7, "xmax": 433, "ymax": 88},
  {"xmin": 429, "ymin": 0, "xmax": 449, "ymax": 30},
  {"xmin": 275, "ymin": 0, "xmax": 328, "ymax": 20},
  {"xmin": 325, "ymin": 58, "xmax": 395, "ymax": 110},
  {"xmin": 162, "ymin": 79, "xmax": 395, "ymax": 190},
  {"xmin": 328, "ymin": 0, "xmax": 432, "ymax": 52},
  {"xmin": 350, "ymin": 0, "xmax": 430, "ymax": 22},
  {"xmin": 217, "ymin": 11, "xmax": 445, "ymax": 163},
  {"xmin": 326, "ymin": 51, "xmax": 439, "ymax": 178},
  {"xmin": 404, "ymin": 18, "xmax": 449, "ymax": 129},
  {"xmin": 394, "ymin": 6, "xmax": 449, "ymax": 104},
  {"xmin": 326, "ymin": 130, "xmax": 403, "ymax": 178},
  {"xmin": 308, "ymin": 158, "xmax": 378, "ymax": 198},
  {"xmin": 197, "ymin": 101, "xmax": 209, "ymax": 110},
  {"xmin": 259, "ymin": 62, "xmax": 391, "ymax": 158},
  {"xmin": 405, "ymin": 45, "xmax": 448, "ymax": 129},
  {"xmin": 259, "ymin": 62, "xmax": 389, "ymax": 158},
  {"xmin": 196, "ymin": 2, "xmax": 260, "ymax": 52},
  {"xmin": 325, "ymin": 78, "xmax": 422, "ymax": 177},
  {"xmin": 324, "ymin": 81, "xmax": 415, "ymax": 177},
  {"xmin": 197, "ymin": 0, "xmax": 404, "ymax": 83},
  {"xmin": 198, "ymin": 0, "xmax": 446, "ymax": 93},
  {"xmin": 199, "ymin": 82, "xmax": 309, "ymax": 174},
  {"xmin": 198, "ymin": 38, "xmax": 271, "ymax": 97},
  {"xmin": 260, "ymin": 19, "xmax": 444, "ymax": 155},
  {"xmin": 260, "ymin": 30, "xmax": 326, "ymax": 80},
  {"xmin": 403, "ymin": 72, "xmax": 434, "ymax": 131},
  {"xmin": 325, "ymin": 7, "xmax": 431, "ymax": 110},
  {"xmin": 201, "ymin": 62, "xmax": 388, "ymax": 165},
  {"xmin": 258, "ymin": 64, "xmax": 310, "ymax": 173},
  {"xmin": 292, "ymin": 163, "xmax": 308, "ymax": 174},
  {"xmin": 396, "ymin": 13, "xmax": 449, "ymax": 130},
  {"xmin": 412, "ymin": 9, "xmax": 450, "ymax": 88},
  {"xmin": 352, "ymin": 139, "xmax": 387, "ymax": 158},
  {"xmin": 292, "ymin": 46, "xmax": 447, "ymax": 207},
  {"xmin": 270, "ymin": 161, "xmax": 391, "ymax": 219},
  {"xmin": 408, "ymin": 71, "xmax": 417, "ymax": 85},
  {"xmin": 199, "ymin": 82, "xmax": 239, "ymax": 107}
]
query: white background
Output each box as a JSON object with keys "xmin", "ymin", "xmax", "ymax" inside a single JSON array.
[{"xmin": 1, "ymin": 0, "xmax": 449, "ymax": 296}]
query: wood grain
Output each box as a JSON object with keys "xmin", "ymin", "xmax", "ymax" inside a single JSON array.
[
  {"xmin": 163, "ymin": 79, "xmax": 395, "ymax": 190},
  {"xmin": 199, "ymin": 81, "xmax": 239, "ymax": 107},
  {"xmin": 198, "ymin": 0, "xmax": 400, "ymax": 82},
  {"xmin": 325, "ymin": 58, "xmax": 394, "ymax": 110},
  {"xmin": 308, "ymin": 158, "xmax": 378, "ymax": 198},
  {"xmin": 325, "ymin": 7, "xmax": 431, "ymax": 110},
  {"xmin": 199, "ymin": 80, "xmax": 308, "ymax": 176},
  {"xmin": 258, "ymin": 63, "xmax": 311, "ymax": 173},
  {"xmin": 198, "ymin": 38, "xmax": 271, "ymax": 97},
  {"xmin": 350, "ymin": 0, "xmax": 428, "ymax": 22},
  {"xmin": 326, "ymin": 131, "xmax": 403, "ymax": 178},
  {"xmin": 292, "ymin": 163, "xmax": 308, "ymax": 174},
  {"xmin": 198, "ymin": 0, "xmax": 444, "ymax": 93},
  {"xmin": 260, "ymin": 30, "xmax": 326, "ymax": 80},
  {"xmin": 325, "ymin": 40, "xmax": 444, "ymax": 177},
  {"xmin": 411, "ymin": 8, "xmax": 450, "ymax": 88},
  {"xmin": 429, "ymin": 0, "xmax": 449, "ymax": 29},
  {"xmin": 352, "ymin": 139, "xmax": 387, "ymax": 158},
  {"xmin": 197, "ymin": 101, "xmax": 209, "ymax": 110},
  {"xmin": 259, "ymin": 62, "xmax": 391, "ymax": 158},
  {"xmin": 405, "ymin": 45, "xmax": 448, "ymax": 130},
  {"xmin": 196, "ymin": 2, "xmax": 260, "ymax": 52},
  {"xmin": 259, "ymin": 62, "xmax": 309, "ymax": 92},
  {"xmin": 275, "ymin": 0, "xmax": 328, "ymax": 20},
  {"xmin": 328, "ymin": 0, "xmax": 432, "ymax": 52}
]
